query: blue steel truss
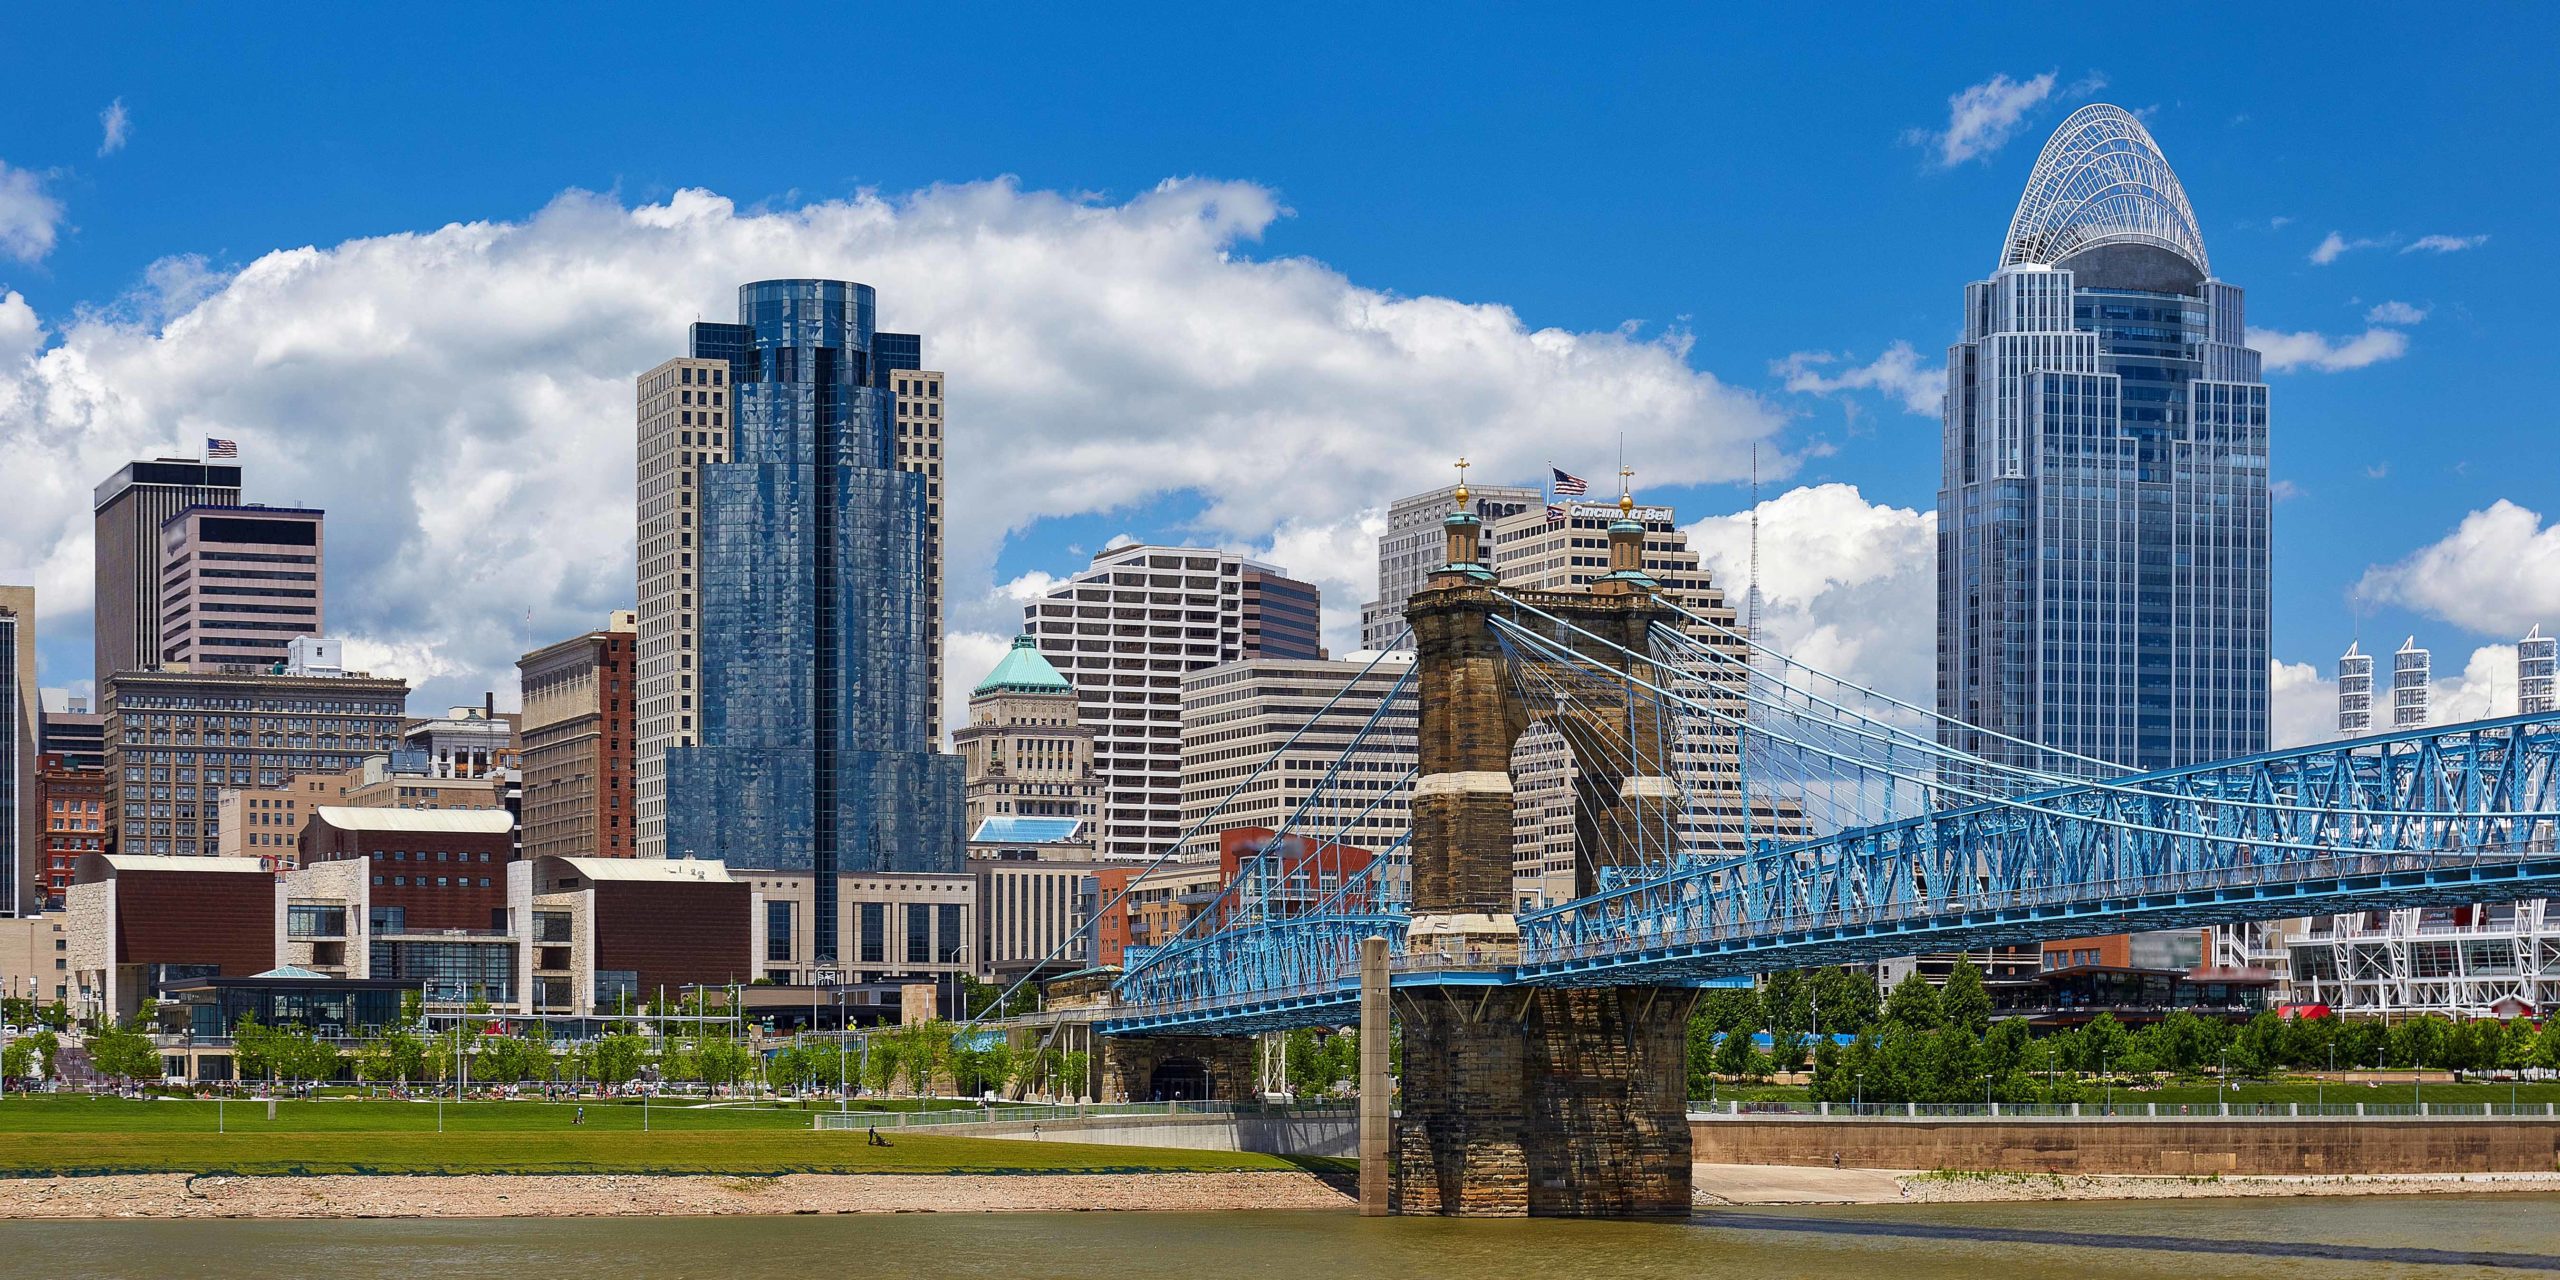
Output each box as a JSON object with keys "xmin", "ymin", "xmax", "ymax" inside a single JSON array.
[{"xmin": 1107, "ymin": 623, "xmax": 2560, "ymax": 1036}]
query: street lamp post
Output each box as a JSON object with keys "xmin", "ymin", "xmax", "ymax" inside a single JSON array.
[{"xmin": 2218, "ymin": 1047, "xmax": 2228, "ymax": 1114}]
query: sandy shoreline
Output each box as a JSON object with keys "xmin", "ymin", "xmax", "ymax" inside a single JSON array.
[
  {"xmin": 6, "ymin": 1163, "xmax": 2551, "ymax": 1218},
  {"xmin": 1693, "ymin": 1162, "xmax": 2560, "ymax": 1206},
  {"xmin": 0, "ymin": 1170, "xmax": 1354, "ymax": 1219}
]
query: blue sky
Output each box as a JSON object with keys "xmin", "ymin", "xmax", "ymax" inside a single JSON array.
[{"xmin": 2, "ymin": 4, "xmax": 2556, "ymax": 740}]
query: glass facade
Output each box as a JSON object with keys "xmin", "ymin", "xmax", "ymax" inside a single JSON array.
[
  {"xmin": 369, "ymin": 938, "xmax": 515, "ymax": 1006},
  {"xmin": 665, "ymin": 281, "xmax": 966, "ymax": 965},
  {"xmin": 1939, "ymin": 112, "xmax": 2269, "ymax": 773}
]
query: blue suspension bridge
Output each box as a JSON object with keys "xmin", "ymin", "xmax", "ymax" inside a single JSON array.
[{"xmin": 1037, "ymin": 492, "xmax": 2560, "ymax": 1215}]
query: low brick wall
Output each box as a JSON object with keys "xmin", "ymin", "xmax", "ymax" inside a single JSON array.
[{"xmin": 1693, "ymin": 1117, "xmax": 2560, "ymax": 1176}]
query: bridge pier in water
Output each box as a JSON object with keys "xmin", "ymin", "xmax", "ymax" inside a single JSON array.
[{"xmin": 1389, "ymin": 490, "xmax": 1701, "ymax": 1217}]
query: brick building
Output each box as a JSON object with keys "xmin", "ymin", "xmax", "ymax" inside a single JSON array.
[
  {"xmin": 67, "ymin": 853, "xmax": 276, "ymax": 1024},
  {"xmin": 513, "ymin": 855, "xmax": 751, "ymax": 1015},
  {"xmin": 1088, "ymin": 828, "xmax": 1374, "ymax": 968},
  {"xmin": 102, "ymin": 659, "xmax": 408, "ymax": 858},
  {"xmin": 33, "ymin": 753, "xmax": 106, "ymax": 908},
  {"xmin": 517, "ymin": 614, "xmax": 638, "ymax": 859}
]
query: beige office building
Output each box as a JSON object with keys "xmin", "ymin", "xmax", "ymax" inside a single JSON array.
[
  {"xmin": 633, "ymin": 356, "xmax": 732, "ymax": 861},
  {"xmin": 1178, "ymin": 655, "xmax": 1417, "ymax": 861},
  {"xmin": 1485, "ymin": 499, "xmax": 1752, "ymax": 905}
]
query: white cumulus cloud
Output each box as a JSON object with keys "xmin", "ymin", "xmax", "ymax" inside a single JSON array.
[
  {"xmin": 2248, "ymin": 325, "xmax": 2411, "ymax": 374},
  {"xmin": 2404, "ymin": 234, "xmax": 2488, "ymax": 255},
  {"xmin": 1772, "ymin": 342, "xmax": 1942, "ymax": 417},
  {"xmin": 2363, "ymin": 300, "xmax": 2428, "ymax": 326},
  {"xmin": 0, "ymin": 178, "xmax": 1785, "ymax": 714},
  {"xmin": 1683, "ymin": 483, "xmax": 1937, "ymax": 706},
  {"xmin": 98, "ymin": 98, "xmax": 131, "ymax": 157},
  {"xmin": 2354, "ymin": 500, "xmax": 2560, "ymax": 638},
  {"xmin": 1906, "ymin": 71, "xmax": 2076, "ymax": 168},
  {"xmin": 2269, "ymin": 658, "xmax": 2338, "ymax": 749},
  {"xmin": 2308, "ymin": 231, "xmax": 2392, "ymax": 265},
  {"xmin": 0, "ymin": 160, "xmax": 64, "ymax": 263}
]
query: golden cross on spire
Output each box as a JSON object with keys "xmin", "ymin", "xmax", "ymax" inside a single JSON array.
[
  {"xmin": 1453, "ymin": 456, "xmax": 1471, "ymax": 505},
  {"xmin": 1618, "ymin": 463, "xmax": 1636, "ymax": 514}
]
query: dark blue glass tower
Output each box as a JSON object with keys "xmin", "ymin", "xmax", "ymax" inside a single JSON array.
[{"xmin": 665, "ymin": 280, "xmax": 963, "ymax": 966}]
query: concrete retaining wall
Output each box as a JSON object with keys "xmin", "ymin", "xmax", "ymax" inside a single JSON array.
[
  {"xmin": 1693, "ymin": 1118, "xmax": 2560, "ymax": 1176},
  {"xmin": 969, "ymin": 1108, "xmax": 1357, "ymax": 1157}
]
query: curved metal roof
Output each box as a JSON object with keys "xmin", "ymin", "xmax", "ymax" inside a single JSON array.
[
  {"xmin": 973, "ymin": 633, "xmax": 1074, "ymax": 695},
  {"xmin": 2000, "ymin": 104, "xmax": 2209, "ymax": 275}
]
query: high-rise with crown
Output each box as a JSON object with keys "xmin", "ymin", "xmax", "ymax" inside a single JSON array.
[
  {"xmin": 2521, "ymin": 627, "xmax": 2557, "ymax": 716},
  {"xmin": 658, "ymin": 281, "xmax": 965, "ymax": 968},
  {"xmin": 2338, "ymin": 641, "xmax": 2375, "ymax": 735},
  {"xmin": 1938, "ymin": 105, "xmax": 2271, "ymax": 772}
]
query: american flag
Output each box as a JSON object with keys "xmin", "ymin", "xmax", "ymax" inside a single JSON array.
[
  {"xmin": 1551, "ymin": 467, "xmax": 1588, "ymax": 496},
  {"xmin": 205, "ymin": 437, "xmax": 238, "ymax": 460},
  {"xmin": 1545, "ymin": 503, "xmax": 1567, "ymax": 523}
]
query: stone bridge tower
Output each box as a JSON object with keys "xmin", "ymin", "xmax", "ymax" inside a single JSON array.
[{"xmin": 1392, "ymin": 467, "xmax": 1698, "ymax": 1217}]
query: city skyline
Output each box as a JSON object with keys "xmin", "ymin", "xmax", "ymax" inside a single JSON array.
[{"xmin": 1, "ymin": 11, "xmax": 2553, "ymax": 757}]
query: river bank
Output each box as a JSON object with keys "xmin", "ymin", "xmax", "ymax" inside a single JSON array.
[
  {"xmin": 1694, "ymin": 1161, "xmax": 2560, "ymax": 1205},
  {"xmin": 0, "ymin": 1169, "xmax": 1354, "ymax": 1219}
]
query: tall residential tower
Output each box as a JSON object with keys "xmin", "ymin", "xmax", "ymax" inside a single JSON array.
[
  {"xmin": 1938, "ymin": 105, "xmax": 2271, "ymax": 773},
  {"xmin": 1024, "ymin": 545, "xmax": 1324, "ymax": 859}
]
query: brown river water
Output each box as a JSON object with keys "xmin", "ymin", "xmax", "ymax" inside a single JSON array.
[{"xmin": 8, "ymin": 1196, "xmax": 2560, "ymax": 1278}]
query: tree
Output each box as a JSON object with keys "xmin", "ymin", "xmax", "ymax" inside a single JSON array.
[
  {"xmin": 1712, "ymin": 1029, "xmax": 1760, "ymax": 1082},
  {"xmin": 1054, "ymin": 1050, "xmax": 1091, "ymax": 1103},
  {"xmin": 88, "ymin": 1022, "xmax": 162, "ymax": 1086},
  {"xmin": 1813, "ymin": 967, "xmax": 1882, "ymax": 1036},
  {"xmin": 358, "ymin": 1029, "xmax": 428, "ymax": 1087},
  {"xmin": 950, "ymin": 1037, "xmax": 1013, "ymax": 1097},
  {"xmin": 696, "ymin": 1036, "xmax": 754, "ymax": 1090},
  {"xmin": 592, "ymin": 1033, "xmax": 648, "ymax": 1089},
  {"xmin": 1940, "ymin": 963, "xmax": 1992, "ymax": 1038},
  {"xmin": 2, "ymin": 1028, "xmax": 56, "ymax": 1082},
  {"xmin": 1883, "ymin": 972, "xmax": 1943, "ymax": 1032},
  {"xmin": 232, "ymin": 1015, "xmax": 281, "ymax": 1082},
  {"xmin": 480, "ymin": 1033, "xmax": 553, "ymax": 1086},
  {"xmin": 2230, "ymin": 1010, "xmax": 2285, "ymax": 1080}
]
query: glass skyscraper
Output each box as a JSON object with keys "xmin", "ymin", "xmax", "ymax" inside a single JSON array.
[
  {"xmin": 1938, "ymin": 105, "xmax": 2270, "ymax": 772},
  {"xmin": 664, "ymin": 280, "xmax": 964, "ymax": 966}
]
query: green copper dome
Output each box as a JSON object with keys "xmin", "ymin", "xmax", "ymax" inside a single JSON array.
[{"xmin": 973, "ymin": 634, "xmax": 1074, "ymax": 695}]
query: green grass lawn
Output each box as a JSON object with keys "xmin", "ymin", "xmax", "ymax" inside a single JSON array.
[{"xmin": 0, "ymin": 1095, "xmax": 1296, "ymax": 1177}]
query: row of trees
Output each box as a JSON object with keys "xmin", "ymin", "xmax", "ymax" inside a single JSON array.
[{"xmin": 1689, "ymin": 967, "xmax": 2560, "ymax": 1104}]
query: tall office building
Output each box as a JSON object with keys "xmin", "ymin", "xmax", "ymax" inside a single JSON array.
[
  {"xmin": 0, "ymin": 587, "xmax": 34, "ymax": 914},
  {"xmin": 93, "ymin": 459, "xmax": 242, "ymax": 686},
  {"xmin": 2522, "ymin": 627, "xmax": 2557, "ymax": 716},
  {"xmin": 1178, "ymin": 654, "xmax": 1417, "ymax": 860},
  {"xmin": 155, "ymin": 504, "xmax": 324, "ymax": 670},
  {"xmin": 884, "ymin": 361, "xmax": 948, "ymax": 742},
  {"xmin": 2392, "ymin": 637, "xmax": 2430, "ymax": 728},
  {"xmin": 1937, "ymin": 104, "xmax": 2270, "ymax": 772},
  {"xmin": 660, "ymin": 280, "xmax": 965, "ymax": 970},
  {"xmin": 2338, "ymin": 641, "xmax": 2374, "ymax": 736},
  {"xmin": 636, "ymin": 288, "xmax": 948, "ymax": 860},
  {"xmin": 633, "ymin": 350, "xmax": 732, "ymax": 861},
  {"xmin": 518, "ymin": 612, "xmax": 638, "ymax": 860},
  {"xmin": 1359, "ymin": 481, "xmax": 1541, "ymax": 650},
  {"xmin": 1481, "ymin": 498, "xmax": 1759, "ymax": 903},
  {"xmin": 1024, "ymin": 545, "xmax": 1325, "ymax": 859}
]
